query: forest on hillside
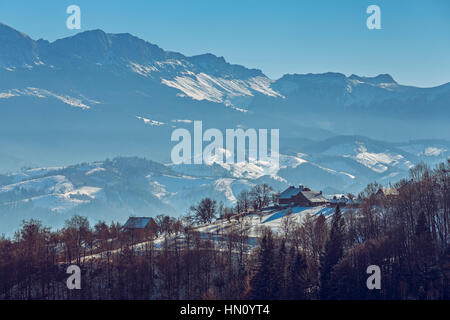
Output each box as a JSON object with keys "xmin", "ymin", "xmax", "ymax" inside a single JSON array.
[{"xmin": 0, "ymin": 161, "xmax": 448, "ymax": 300}]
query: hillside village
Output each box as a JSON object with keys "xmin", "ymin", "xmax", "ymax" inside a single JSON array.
[
  {"xmin": 110, "ymin": 182, "xmax": 417, "ymax": 262},
  {"xmin": 120, "ymin": 184, "xmax": 377, "ymax": 245},
  {"xmin": 1, "ymin": 160, "xmax": 448, "ymax": 300},
  {"xmin": 0, "ymin": 16, "xmax": 449, "ymax": 301}
]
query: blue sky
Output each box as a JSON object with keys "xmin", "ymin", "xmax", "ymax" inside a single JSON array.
[{"xmin": 0, "ymin": 0, "xmax": 449, "ymax": 87}]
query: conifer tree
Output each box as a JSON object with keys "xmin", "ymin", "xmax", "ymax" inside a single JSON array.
[
  {"xmin": 286, "ymin": 247, "xmax": 308, "ymax": 299},
  {"xmin": 248, "ymin": 229, "xmax": 281, "ymax": 299},
  {"xmin": 320, "ymin": 205, "xmax": 345, "ymax": 299}
]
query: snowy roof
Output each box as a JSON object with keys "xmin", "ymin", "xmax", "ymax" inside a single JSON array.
[
  {"xmin": 330, "ymin": 195, "xmax": 361, "ymax": 205},
  {"xmin": 279, "ymin": 186, "xmax": 303, "ymax": 199},
  {"xmin": 279, "ymin": 186, "xmax": 329, "ymax": 203},
  {"xmin": 301, "ymin": 191, "xmax": 329, "ymax": 203},
  {"xmin": 124, "ymin": 217, "xmax": 152, "ymax": 229}
]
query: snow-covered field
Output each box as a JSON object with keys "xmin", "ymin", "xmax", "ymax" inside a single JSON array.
[
  {"xmin": 80, "ymin": 205, "xmax": 345, "ymax": 262},
  {"xmin": 194, "ymin": 205, "xmax": 338, "ymax": 239}
]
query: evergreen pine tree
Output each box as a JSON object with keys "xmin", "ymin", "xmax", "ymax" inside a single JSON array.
[
  {"xmin": 320, "ymin": 205, "xmax": 345, "ymax": 299},
  {"xmin": 286, "ymin": 247, "xmax": 308, "ymax": 299},
  {"xmin": 248, "ymin": 229, "xmax": 281, "ymax": 299}
]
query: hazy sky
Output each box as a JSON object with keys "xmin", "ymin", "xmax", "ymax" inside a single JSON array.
[{"xmin": 1, "ymin": 0, "xmax": 449, "ymax": 87}]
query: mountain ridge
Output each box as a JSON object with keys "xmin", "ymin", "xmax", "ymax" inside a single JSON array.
[
  {"xmin": 4, "ymin": 22, "xmax": 447, "ymax": 88},
  {"xmin": 1, "ymin": 22, "xmax": 449, "ymax": 231}
]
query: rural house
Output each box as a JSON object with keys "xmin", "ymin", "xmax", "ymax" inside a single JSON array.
[
  {"xmin": 123, "ymin": 217, "xmax": 158, "ymax": 240},
  {"xmin": 279, "ymin": 185, "xmax": 330, "ymax": 207},
  {"xmin": 330, "ymin": 194, "xmax": 361, "ymax": 207}
]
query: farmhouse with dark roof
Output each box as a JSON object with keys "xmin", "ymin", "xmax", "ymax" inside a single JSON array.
[
  {"xmin": 123, "ymin": 217, "xmax": 158, "ymax": 240},
  {"xmin": 279, "ymin": 185, "xmax": 330, "ymax": 207}
]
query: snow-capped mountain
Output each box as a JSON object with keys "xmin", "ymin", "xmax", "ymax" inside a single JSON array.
[
  {"xmin": 1, "ymin": 23, "xmax": 449, "ymax": 234},
  {"xmin": 0, "ymin": 23, "xmax": 278, "ymax": 109},
  {"xmin": 1, "ymin": 22, "xmax": 449, "ymax": 164}
]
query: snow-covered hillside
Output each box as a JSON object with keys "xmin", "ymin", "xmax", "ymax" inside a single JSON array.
[
  {"xmin": 0, "ymin": 23, "xmax": 449, "ymax": 235},
  {"xmin": 1, "ymin": 134, "xmax": 448, "ymax": 235},
  {"xmin": 82, "ymin": 205, "xmax": 345, "ymax": 260},
  {"xmin": 194, "ymin": 205, "xmax": 340, "ymax": 240}
]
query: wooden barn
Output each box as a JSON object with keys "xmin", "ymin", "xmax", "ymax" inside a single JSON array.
[{"xmin": 123, "ymin": 217, "xmax": 158, "ymax": 241}]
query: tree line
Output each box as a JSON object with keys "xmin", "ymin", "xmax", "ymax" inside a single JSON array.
[
  {"xmin": 186, "ymin": 183, "xmax": 277, "ymax": 225},
  {"xmin": 0, "ymin": 161, "xmax": 448, "ymax": 300}
]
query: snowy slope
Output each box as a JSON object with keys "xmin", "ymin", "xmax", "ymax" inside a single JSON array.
[
  {"xmin": 3, "ymin": 134, "xmax": 444, "ymax": 217},
  {"xmin": 193, "ymin": 205, "xmax": 348, "ymax": 241},
  {"xmin": 0, "ymin": 23, "xmax": 449, "ymax": 235},
  {"xmin": 1, "ymin": 23, "xmax": 449, "ymax": 179}
]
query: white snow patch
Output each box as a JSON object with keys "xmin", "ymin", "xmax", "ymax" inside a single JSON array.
[
  {"xmin": 86, "ymin": 167, "xmax": 106, "ymax": 175},
  {"xmin": 161, "ymin": 73, "xmax": 283, "ymax": 104},
  {"xmin": 0, "ymin": 87, "xmax": 91, "ymax": 109},
  {"xmin": 148, "ymin": 180, "xmax": 170, "ymax": 199},
  {"xmin": 136, "ymin": 116, "xmax": 166, "ymax": 126},
  {"xmin": 214, "ymin": 178, "xmax": 237, "ymax": 203},
  {"xmin": 423, "ymin": 147, "xmax": 446, "ymax": 156},
  {"xmin": 353, "ymin": 145, "xmax": 403, "ymax": 173},
  {"xmin": 172, "ymin": 119, "xmax": 193, "ymax": 124},
  {"xmin": 279, "ymin": 154, "xmax": 307, "ymax": 169},
  {"xmin": 129, "ymin": 62, "xmax": 158, "ymax": 77},
  {"xmin": 0, "ymin": 175, "xmax": 74, "ymax": 195},
  {"xmin": 0, "ymin": 92, "xmax": 18, "ymax": 98}
]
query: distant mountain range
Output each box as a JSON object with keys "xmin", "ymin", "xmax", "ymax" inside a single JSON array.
[
  {"xmin": 1, "ymin": 134, "xmax": 449, "ymax": 235},
  {"xmin": 0, "ymin": 22, "xmax": 449, "ymax": 234}
]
